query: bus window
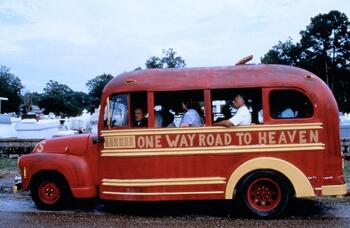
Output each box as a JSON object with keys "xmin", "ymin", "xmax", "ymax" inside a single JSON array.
[
  {"xmin": 269, "ymin": 90, "xmax": 313, "ymax": 119},
  {"xmin": 154, "ymin": 90, "xmax": 204, "ymax": 128},
  {"xmin": 104, "ymin": 93, "xmax": 128, "ymax": 128},
  {"xmin": 211, "ymin": 88, "xmax": 263, "ymax": 124},
  {"xmin": 130, "ymin": 92, "xmax": 148, "ymax": 128}
]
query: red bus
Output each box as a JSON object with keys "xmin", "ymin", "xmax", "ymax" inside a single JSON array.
[{"xmin": 18, "ymin": 63, "xmax": 346, "ymax": 217}]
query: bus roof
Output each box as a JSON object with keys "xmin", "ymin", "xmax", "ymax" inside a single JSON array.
[{"xmin": 103, "ymin": 64, "xmax": 324, "ymax": 95}]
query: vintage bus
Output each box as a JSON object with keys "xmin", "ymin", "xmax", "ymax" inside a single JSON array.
[{"xmin": 18, "ymin": 63, "xmax": 346, "ymax": 217}]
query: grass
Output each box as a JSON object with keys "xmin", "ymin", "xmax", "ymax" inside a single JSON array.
[{"xmin": 0, "ymin": 158, "xmax": 17, "ymax": 171}]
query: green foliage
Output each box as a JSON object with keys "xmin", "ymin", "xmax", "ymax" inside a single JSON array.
[
  {"xmin": 0, "ymin": 66, "xmax": 23, "ymax": 113},
  {"xmin": 86, "ymin": 74, "xmax": 113, "ymax": 112},
  {"xmin": 261, "ymin": 10, "xmax": 350, "ymax": 112},
  {"xmin": 145, "ymin": 48, "xmax": 186, "ymax": 69},
  {"xmin": 0, "ymin": 158, "xmax": 17, "ymax": 172},
  {"xmin": 39, "ymin": 80, "xmax": 83, "ymax": 117}
]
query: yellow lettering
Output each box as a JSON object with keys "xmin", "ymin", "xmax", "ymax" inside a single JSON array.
[
  {"xmin": 224, "ymin": 133, "xmax": 232, "ymax": 145},
  {"xmin": 187, "ymin": 134, "xmax": 196, "ymax": 147},
  {"xmin": 199, "ymin": 134, "xmax": 206, "ymax": 146},
  {"xmin": 236, "ymin": 132, "xmax": 244, "ymax": 145},
  {"xmin": 287, "ymin": 130, "xmax": 297, "ymax": 143},
  {"xmin": 299, "ymin": 130, "xmax": 307, "ymax": 143},
  {"xmin": 137, "ymin": 136, "xmax": 145, "ymax": 148},
  {"xmin": 179, "ymin": 135, "xmax": 189, "ymax": 147},
  {"xmin": 258, "ymin": 132, "xmax": 268, "ymax": 144},
  {"xmin": 309, "ymin": 130, "xmax": 319, "ymax": 143},
  {"xmin": 244, "ymin": 133, "xmax": 252, "ymax": 144},
  {"xmin": 215, "ymin": 134, "xmax": 223, "ymax": 146},
  {"xmin": 155, "ymin": 135, "xmax": 161, "ymax": 148},
  {"xmin": 268, "ymin": 131, "xmax": 276, "ymax": 144},
  {"xmin": 207, "ymin": 134, "xmax": 215, "ymax": 146},
  {"xmin": 145, "ymin": 136, "xmax": 154, "ymax": 148},
  {"xmin": 278, "ymin": 131, "xmax": 287, "ymax": 144},
  {"xmin": 165, "ymin": 135, "xmax": 180, "ymax": 147}
]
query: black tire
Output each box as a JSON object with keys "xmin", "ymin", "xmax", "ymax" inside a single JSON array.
[
  {"xmin": 236, "ymin": 170, "xmax": 292, "ymax": 218},
  {"xmin": 30, "ymin": 173, "xmax": 71, "ymax": 210}
]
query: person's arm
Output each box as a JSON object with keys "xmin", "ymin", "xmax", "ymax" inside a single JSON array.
[
  {"xmin": 180, "ymin": 123, "xmax": 190, "ymax": 127},
  {"xmin": 213, "ymin": 119, "xmax": 233, "ymax": 127},
  {"xmin": 179, "ymin": 112, "xmax": 192, "ymax": 127}
]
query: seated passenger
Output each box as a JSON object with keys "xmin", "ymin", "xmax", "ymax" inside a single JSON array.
[
  {"xmin": 132, "ymin": 108, "xmax": 148, "ymax": 127},
  {"xmin": 279, "ymin": 108, "xmax": 295, "ymax": 118},
  {"xmin": 214, "ymin": 104, "xmax": 232, "ymax": 123},
  {"xmin": 179, "ymin": 98, "xmax": 203, "ymax": 127},
  {"xmin": 214, "ymin": 95, "xmax": 251, "ymax": 127}
]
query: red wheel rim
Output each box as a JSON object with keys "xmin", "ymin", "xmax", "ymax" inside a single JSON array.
[
  {"xmin": 38, "ymin": 181, "xmax": 61, "ymax": 205},
  {"xmin": 247, "ymin": 177, "xmax": 282, "ymax": 212}
]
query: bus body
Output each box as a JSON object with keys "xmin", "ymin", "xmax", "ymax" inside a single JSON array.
[{"xmin": 18, "ymin": 64, "xmax": 346, "ymax": 217}]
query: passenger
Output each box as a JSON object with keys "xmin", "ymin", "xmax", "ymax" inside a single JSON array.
[
  {"xmin": 154, "ymin": 111, "xmax": 163, "ymax": 128},
  {"xmin": 161, "ymin": 104, "xmax": 175, "ymax": 127},
  {"xmin": 214, "ymin": 95, "xmax": 251, "ymax": 127},
  {"xmin": 214, "ymin": 104, "xmax": 232, "ymax": 123},
  {"xmin": 279, "ymin": 108, "xmax": 295, "ymax": 118},
  {"xmin": 179, "ymin": 98, "xmax": 203, "ymax": 127},
  {"xmin": 132, "ymin": 108, "xmax": 148, "ymax": 127}
]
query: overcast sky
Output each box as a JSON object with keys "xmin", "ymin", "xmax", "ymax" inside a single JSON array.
[{"xmin": 0, "ymin": 0, "xmax": 349, "ymax": 93}]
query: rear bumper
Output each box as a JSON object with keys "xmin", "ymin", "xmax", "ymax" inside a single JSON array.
[{"xmin": 321, "ymin": 184, "xmax": 347, "ymax": 196}]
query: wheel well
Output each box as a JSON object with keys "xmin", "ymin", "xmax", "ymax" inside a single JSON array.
[
  {"xmin": 29, "ymin": 170, "xmax": 71, "ymax": 193},
  {"xmin": 235, "ymin": 169, "xmax": 295, "ymax": 197}
]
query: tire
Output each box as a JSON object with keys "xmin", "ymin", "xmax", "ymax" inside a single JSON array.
[
  {"xmin": 236, "ymin": 170, "xmax": 292, "ymax": 218},
  {"xmin": 30, "ymin": 173, "xmax": 71, "ymax": 210}
]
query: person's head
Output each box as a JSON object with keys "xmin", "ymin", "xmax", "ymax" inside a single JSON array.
[
  {"xmin": 221, "ymin": 104, "xmax": 232, "ymax": 118},
  {"xmin": 232, "ymin": 94, "xmax": 246, "ymax": 109},
  {"xmin": 181, "ymin": 98, "xmax": 196, "ymax": 111},
  {"xmin": 134, "ymin": 108, "xmax": 146, "ymax": 121}
]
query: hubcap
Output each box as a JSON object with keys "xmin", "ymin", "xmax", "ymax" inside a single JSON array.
[
  {"xmin": 38, "ymin": 181, "xmax": 60, "ymax": 205},
  {"xmin": 247, "ymin": 177, "xmax": 281, "ymax": 211}
]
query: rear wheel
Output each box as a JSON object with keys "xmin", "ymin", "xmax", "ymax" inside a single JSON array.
[
  {"xmin": 30, "ymin": 174, "xmax": 70, "ymax": 210},
  {"xmin": 237, "ymin": 170, "xmax": 292, "ymax": 218}
]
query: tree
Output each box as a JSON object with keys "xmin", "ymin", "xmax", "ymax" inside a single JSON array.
[
  {"xmin": 86, "ymin": 74, "xmax": 113, "ymax": 112},
  {"xmin": 39, "ymin": 80, "xmax": 82, "ymax": 116},
  {"xmin": 145, "ymin": 56, "xmax": 163, "ymax": 69},
  {"xmin": 261, "ymin": 10, "xmax": 350, "ymax": 112},
  {"xmin": 161, "ymin": 48, "xmax": 186, "ymax": 68},
  {"xmin": 261, "ymin": 38, "xmax": 301, "ymax": 66},
  {"xmin": 145, "ymin": 48, "xmax": 186, "ymax": 69},
  {"xmin": 0, "ymin": 65, "xmax": 23, "ymax": 113}
]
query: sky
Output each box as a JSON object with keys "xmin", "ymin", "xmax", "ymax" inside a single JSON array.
[{"xmin": 0, "ymin": 0, "xmax": 349, "ymax": 93}]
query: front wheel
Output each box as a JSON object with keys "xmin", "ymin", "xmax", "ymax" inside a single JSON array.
[
  {"xmin": 236, "ymin": 170, "xmax": 292, "ymax": 218},
  {"xmin": 30, "ymin": 174, "xmax": 70, "ymax": 210}
]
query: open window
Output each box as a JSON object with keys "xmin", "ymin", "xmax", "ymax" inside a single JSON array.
[
  {"xmin": 103, "ymin": 92, "xmax": 148, "ymax": 129},
  {"xmin": 211, "ymin": 88, "xmax": 263, "ymax": 124},
  {"xmin": 269, "ymin": 90, "xmax": 313, "ymax": 119},
  {"xmin": 130, "ymin": 92, "xmax": 148, "ymax": 128},
  {"xmin": 154, "ymin": 90, "xmax": 204, "ymax": 128}
]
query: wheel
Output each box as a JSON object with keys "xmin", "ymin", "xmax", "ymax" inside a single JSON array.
[
  {"xmin": 236, "ymin": 170, "xmax": 292, "ymax": 218},
  {"xmin": 30, "ymin": 174, "xmax": 71, "ymax": 210}
]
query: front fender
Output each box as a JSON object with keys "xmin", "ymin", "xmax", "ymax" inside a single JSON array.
[{"xmin": 19, "ymin": 153, "xmax": 97, "ymax": 198}]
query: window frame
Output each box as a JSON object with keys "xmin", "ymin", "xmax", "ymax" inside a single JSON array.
[{"xmin": 265, "ymin": 87, "xmax": 315, "ymax": 123}]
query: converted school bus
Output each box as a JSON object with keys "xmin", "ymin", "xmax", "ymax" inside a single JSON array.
[{"xmin": 18, "ymin": 63, "xmax": 346, "ymax": 217}]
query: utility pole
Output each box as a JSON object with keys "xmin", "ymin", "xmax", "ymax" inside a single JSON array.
[{"xmin": 0, "ymin": 97, "xmax": 8, "ymax": 114}]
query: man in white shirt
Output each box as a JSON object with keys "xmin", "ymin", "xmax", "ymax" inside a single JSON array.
[{"xmin": 214, "ymin": 95, "xmax": 251, "ymax": 127}]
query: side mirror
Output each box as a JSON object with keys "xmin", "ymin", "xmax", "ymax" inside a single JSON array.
[{"xmin": 92, "ymin": 136, "xmax": 104, "ymax": 144}]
